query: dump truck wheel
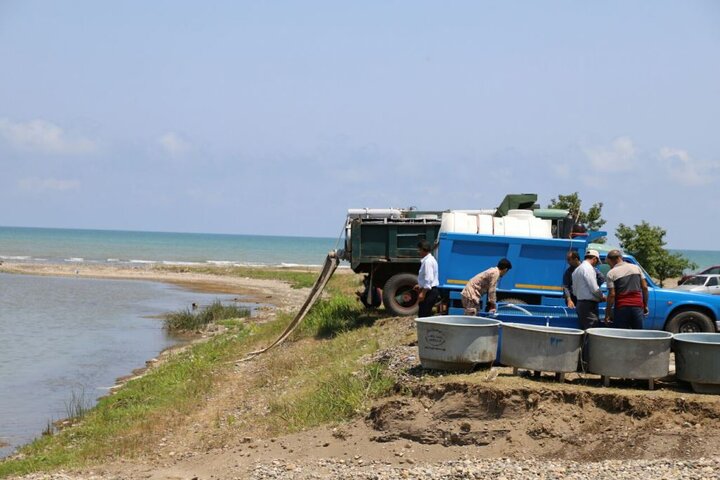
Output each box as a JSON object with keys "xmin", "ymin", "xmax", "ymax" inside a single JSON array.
[
  {"xmin": 666, "ymin": 310, "xmax": 715, "ymax": 333},
  {"xmin": 382, "ymin": 273, "xmax": 420, "ymax": 316}
]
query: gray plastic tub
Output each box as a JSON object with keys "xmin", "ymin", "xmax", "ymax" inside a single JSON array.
[
  {"xmin": 415, "ymin": 316, "xmax": 501, "ymax": 371},
  {"xmin": 674, "ymin": 333, "xmax": 720, "ymax": 394},
  {"xmin": 500, "ymin": 323, "xmax": 584, "ymax": 374},
  {"xmin": 587, "ymin": 328, "xmax": 672, "ymax": 387}
]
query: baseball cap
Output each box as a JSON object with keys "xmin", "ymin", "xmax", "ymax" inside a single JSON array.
[{"xmin": 584, "ymin": 249, "xmax": 600, "ymax": 259}]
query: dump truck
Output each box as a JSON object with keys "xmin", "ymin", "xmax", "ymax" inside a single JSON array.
[
  {"xmin": 337, "ymin": 194, "xmax": 552, "ymax": 316},
  {"xmin": 337, "ymin": 208, "xmax": 442, "ymax": 316}
]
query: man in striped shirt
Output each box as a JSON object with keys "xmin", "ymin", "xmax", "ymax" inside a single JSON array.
[{"xmin": 604, "ymin": 249, "xmax": 649, "ymax": 329}]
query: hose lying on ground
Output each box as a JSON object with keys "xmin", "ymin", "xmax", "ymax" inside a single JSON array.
[{"xmin": 237, "ymin": 251, "xmax": 340, "ymax": 362}]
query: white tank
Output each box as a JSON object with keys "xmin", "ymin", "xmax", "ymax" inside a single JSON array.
[
  {"xmin": 530, "ymin": 218, "xmax": 553, "ymax": 238},
  {"xmin": 493, "ymin": 217, "xmax": 506, "ymax": 236},
  {"xmin": 441, "ymin": 211, "xmax": 479, "ymax": 234},
  {"xmin": 477, "ymin": 214, "xmax": 493, "ymax": 235},
  {"xmin": 440, "ymin": 212, "xmax": 456, "ymax": 233},
  {"xmin": 504, "ymin": 216, "xmax": 531, "ymax": 237},
  {"xmin": 507, "ymin": 209, "xmax": 535, "ymax": 218}
]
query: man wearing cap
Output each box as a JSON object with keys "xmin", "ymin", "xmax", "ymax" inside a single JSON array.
[
  {"xmin": 562, "ymin": 250, "xmax": 605, "ymax": 309},
  {"xmin": 571, "ymin": 249, "xmax": 606, "ymax": 329},
  {"xmin": 604, "ymin": 249, "xmax": 649, "ymax": 329}
]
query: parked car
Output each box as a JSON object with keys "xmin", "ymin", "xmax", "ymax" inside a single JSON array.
[
  {"xmin": 674, "ymin": 275, "xmax": 720, "ymax": 295},
  {"xmin": 680, "ymin": 265, "xmax": 720, "ymax": 284}
]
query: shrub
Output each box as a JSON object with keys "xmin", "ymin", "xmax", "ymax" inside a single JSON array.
[{"xmin": 164, "ymin": 300, "xmax": 250, "ymax": 331}]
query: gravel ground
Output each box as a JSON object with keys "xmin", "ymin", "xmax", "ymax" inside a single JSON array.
[
  {"xmin": 250, "ymin": 458, "xmax": 720, "ymax": 480},
  {"xmin": 8, "ymin": 457, "xmax": 720, "ymax": 479}
]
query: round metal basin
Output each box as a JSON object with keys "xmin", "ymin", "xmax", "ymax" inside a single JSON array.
[
  {"xmin": 500, "ymin": 323, "xmax": 584, "ymax": 373},
  {"xmin": 674, "ymin": 333, "xmax": 720, "ymax": 394},
  {"xmin": 415, "ymin": 316, "xmax": 501, "ymax": 371},
  {"xmin": 587, "ymin": 328, "xmax": 672, "ymax": 379}
]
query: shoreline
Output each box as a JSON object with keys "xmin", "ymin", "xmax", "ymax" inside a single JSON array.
[
  {"xmin": 0, "ymin": 262, "xmax": 318, "ymax": 460},
  {"xmin": 0, "ymin": 261, "xmax": 319, "ymax": 305}
]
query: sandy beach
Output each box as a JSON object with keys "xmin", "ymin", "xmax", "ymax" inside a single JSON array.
[{"xmin": 0, "ymin": 262, "xmax": 316, "ymax": 309}]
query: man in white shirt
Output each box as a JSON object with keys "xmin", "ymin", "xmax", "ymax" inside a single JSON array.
[
  {"xmin": 571, "ymin": 249, "xmax": 606, "ymax": 329},
  {"xmin": 414, "ymin": 240, "xmax": 439, "ymax": 317}
]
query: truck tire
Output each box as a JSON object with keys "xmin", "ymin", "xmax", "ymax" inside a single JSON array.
[
  {"xmin": 382, "ymin": 273, "xmax": 420, "ymax": 317},
  {"xmin": 666, "ymin": 310, "xmax": 715, "ymax": 333}
]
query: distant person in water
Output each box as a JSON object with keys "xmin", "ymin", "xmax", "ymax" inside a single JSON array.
[
  {"xmin": 414, "ymin": 240, "xmax": 439, "ymax": 318},
  {"xmin": 461, "ymin": 259, "xmax": 512, "ymax": 315}
]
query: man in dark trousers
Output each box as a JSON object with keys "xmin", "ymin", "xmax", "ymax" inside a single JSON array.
[
  {"xmin": 604, "ymin": 249, "xmax": 649, "ymax": 329},
  {"xmin": 414, "ymin": 240, "xmax": 439, "ymax": 317},
  {"xmin": 571, "ymin": 249, "xmax": 606, "ymax": 329},
  {"xmin": 563, "ymin": 250, "xmax": 606, "ymax": 308}
]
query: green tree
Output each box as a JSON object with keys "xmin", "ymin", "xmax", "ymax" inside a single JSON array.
[
  {"xmin": 615, "ymin": 220, "xmax": 696, "ymax": 286},
  {"xmin": 548, "ymin": 192, "xmax": 606, "ymax": 232},
  {"xmin": 654, "ymin": 250, "xmax": 698, "ymax": 288}
]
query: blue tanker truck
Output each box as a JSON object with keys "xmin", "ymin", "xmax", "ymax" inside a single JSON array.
[{"xmin": 437, "ymin": 230, "xmax": 720, "ymax": 333}]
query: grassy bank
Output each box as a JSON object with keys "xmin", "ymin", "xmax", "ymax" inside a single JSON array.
[
  {"xmin": 0, "ymin": 272, "xmax": 399, "ymax": 478},
  {"xmin": 156, "ymin": 264, "xmax": 320, "ymax": 289}
]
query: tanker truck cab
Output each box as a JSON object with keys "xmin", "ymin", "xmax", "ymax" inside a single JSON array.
[{"xmin": 595, "ymin": 252, "xmax": 720, "ymax": 333}]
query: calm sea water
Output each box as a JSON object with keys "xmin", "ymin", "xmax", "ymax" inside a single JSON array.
[
  {"xmin": 0, "ymin": 226, "xmax": 337, "ymax": 267},
  {"xmin": 671, "ymin": 249, "xmax": 720, "ymax": 270},
  {"xmin": 0, "ymin": 273, "xmax": 239, "ymax": 458}
]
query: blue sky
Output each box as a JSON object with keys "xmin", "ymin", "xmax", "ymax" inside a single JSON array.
[{"xmin": 0, "ymin": 1, "xmax": 718, "ymax": 248}]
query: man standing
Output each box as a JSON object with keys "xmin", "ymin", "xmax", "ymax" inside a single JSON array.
[
  {"xmin": 563, "ymin": 250, "xmax": 606, "ymax": 308},
  {"xmin": 461, "ymin": 258, "xmax": 513, "ymax": 315},
  {"xmin": 604, "ymin": 249, "xmax": 649, "ymax": 329},
  {"xmin": 414, "ymin": 240, "xmax": 439, "ymax": 318},
  {"xmin": 572, "ymin": 250, "xmax": 605, "ymax": 329}
]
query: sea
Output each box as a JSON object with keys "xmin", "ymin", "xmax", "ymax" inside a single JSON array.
[{"xmin": 0, "ymin": 226, "xmax": 338, "ymax": 267}]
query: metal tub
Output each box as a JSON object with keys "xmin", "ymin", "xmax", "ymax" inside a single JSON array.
[
  {"xmin": 415, "ymin": 316, "xmax": 501, "ymax": 371},
  {"xmin": 500, "ymin": 323, "xmax": 584, "ymax": 373},
  {"xmin": 587, "ymin": 328, "xmax": 672, "ymax": 383},
  {"xmin": 674, "ymin": 333, "xmax": 720, "ymax": 394}
]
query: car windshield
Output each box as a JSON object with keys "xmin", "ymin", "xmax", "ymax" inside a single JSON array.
[{"xmin": 684, "ymin": 276, "xmax": 707, "ymax": 286}]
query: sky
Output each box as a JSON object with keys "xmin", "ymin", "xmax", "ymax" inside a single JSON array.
[{"xmin": 0, "ymin": 1, "xmax": 718, "ymax": 248}]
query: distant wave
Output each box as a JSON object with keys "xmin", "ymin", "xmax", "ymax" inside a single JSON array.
[
  {"xmin": 206, "ymin": 260, "xmax": 236, "ymax": 266},
  {"xmin": 129, "ymin": 259, "xmax": 156, "ymax": 265},
  {"xmin": 162, "ymin": 261, "xmax": 203, "ymax": 266},
  {"xmin": 64, "ymin": 257, "xmax": 84, "ymax": 263},
  {"xmin": 0, "ymin": 255, "xmax": 32, "ymax": 260},
  {"xmin": 106, "ymin": 258, "xmax": 120, "ymax": 262}
]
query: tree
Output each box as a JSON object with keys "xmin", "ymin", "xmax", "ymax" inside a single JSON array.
[
  {"xmin": 654, "ymin": 250, "xmax": 698, "ymax": 288},
  {"xmin": 615, "ymin": 220, "xmax": 696, "ymax": 286},
  {"xmin": 548, "ymin": 192, "xmax": 606, "ymax": 232}
]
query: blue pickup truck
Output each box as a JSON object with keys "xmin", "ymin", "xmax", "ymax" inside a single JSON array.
[{"xmin": 437, "ymin": 230, "xmax": 720, "ymax": 333}]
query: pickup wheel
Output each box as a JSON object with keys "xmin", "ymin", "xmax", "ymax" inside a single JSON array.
[
  {"xmin": 666, "ymin": 310, "xmax": 715, "ymax": 333},
  {"xmin": 382, "ymin": 273, "xmax": 420, "ymax": 317}
]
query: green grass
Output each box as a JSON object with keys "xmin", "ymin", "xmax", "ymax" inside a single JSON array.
[
  {"xmin": 0, "ymin": 272, "xmax": 394, "ymax": 478},
  {"xmin": 155, "ymin": 264, "xmax": 318, "ymax": 289},
  {"xmin": 299, "ymin": 294, "xmax": 372, "ymax": 338},
  {"xmin": 164, "ymin": 300, "xmax": 250, "ymax": 331},
  {"xmin": 271, "ymin": 361, "xmax": 394, "ymax": 431}
]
